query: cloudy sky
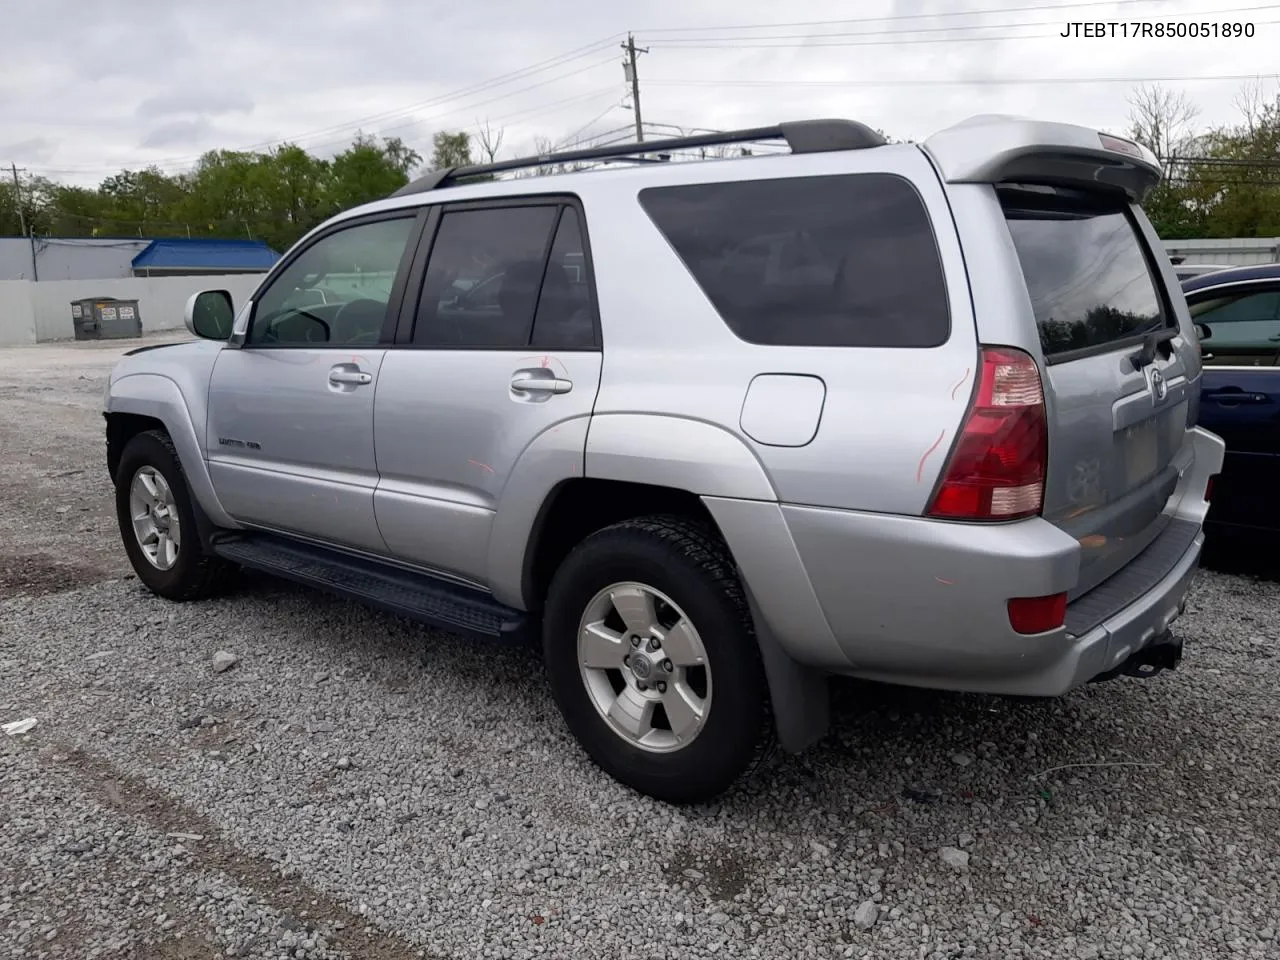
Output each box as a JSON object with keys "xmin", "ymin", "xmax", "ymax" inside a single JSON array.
[{"xmin": 3, "ymin": 0, "xmax": 1277, "ymax": 186}]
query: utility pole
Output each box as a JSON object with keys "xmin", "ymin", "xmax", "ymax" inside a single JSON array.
[
  {"xmin": 9, "ymin": 163, "xmax": 38, "ymax": 280},
  {"xmin": 622, "ymin": 33, "xmax": 648, "ymax": 142}
]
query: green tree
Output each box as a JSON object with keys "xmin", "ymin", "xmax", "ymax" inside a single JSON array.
[
  {"xmin": 328, "ymin": 134, "xmax": 422, "ymax": 212},
  {"xmin": 431, "ymin": 130, "xmax": 473, "ymax": 169}
]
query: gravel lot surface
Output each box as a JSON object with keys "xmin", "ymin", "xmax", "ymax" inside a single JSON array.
[{"xmin": 2, "ymin": 335, "xmax": 1278, "ymax": 960}]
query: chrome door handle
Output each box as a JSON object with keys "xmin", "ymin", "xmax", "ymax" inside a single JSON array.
[
  {"xmin": 511, "ymin": 375, "xmax": 573, "ymax": 395},
  {"xmin": 329, "ymin": 370, "xmax": 372, "ymax": 385}
]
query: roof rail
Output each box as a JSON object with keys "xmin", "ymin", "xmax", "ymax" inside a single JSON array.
[{"xmin": 389, "ymin": 118, "xmax": 886, "ymax": 198}]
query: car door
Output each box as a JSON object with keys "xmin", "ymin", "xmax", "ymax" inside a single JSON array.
[
  {"xmin": 206, "ymin": 210, "xmax": 425, "ymax": 554},
  {"xmin": 1188, "ymin": 281, "xmax": 1280, "ymax": 532},
  {"xmin": 373, "ymin": 197, "xmax": 602, "ymax": 587}
]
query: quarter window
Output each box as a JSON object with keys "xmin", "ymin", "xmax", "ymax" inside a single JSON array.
[{"xmin": 638, "ymin": 173, "xmax": 950, "ymax": 348}]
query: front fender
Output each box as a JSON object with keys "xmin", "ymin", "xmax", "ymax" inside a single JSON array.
[
  {"xmin": 584, "ymin": 414, "xmax": 778, "ymax": 501},
  {"xmin": 107, "ymin": 373, "xmax": 238, "ymax": 529}
]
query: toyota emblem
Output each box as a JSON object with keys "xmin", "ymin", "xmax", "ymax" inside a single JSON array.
[{"xmin": 1149, "ymin": 368, "xmax": 1167, "ymax": 402}]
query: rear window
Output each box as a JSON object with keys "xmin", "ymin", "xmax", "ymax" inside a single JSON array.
[
  {"xmin": 1001, "ymin": 187, "xmax": 1172, "ymax": 359},
  {"xmin": 638, "ymin": 173, "xmax": 950, "ymax": 348}
]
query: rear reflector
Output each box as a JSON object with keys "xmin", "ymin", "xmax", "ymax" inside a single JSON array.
[
  {"xmin": 928, "ymin": 346, "xmax": 1048, "ymax": 521},
  {"xmin": 1205, "ymin": 475, "xmax": 1216, "ymax": 502},
  {"xmin": 1008, "ymin": 593, "xmax": 1068, "ymax": 635}
]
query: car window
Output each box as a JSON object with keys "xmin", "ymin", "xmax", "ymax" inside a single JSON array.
[
  {"xmin": 638, "ymin": 173, "xmax": 950, "ymax": 348},
  {"xmin": 248, "ymin": 217, "xmax": 415, "ymax": 346},
  {"xmin": 1001, "ymin": 188, "xmax": 1172, "ymax": 360},
  {"xmin": 1189, "ymin": 288, "xmax": 1280, "ymax": 366},
  {"xmin": 413, "ymin": 205, "xmax": 560, "ymax": 347},
  {"xmin": 530, "ymin": 208, "xmax": 598, "ymax": 350}
]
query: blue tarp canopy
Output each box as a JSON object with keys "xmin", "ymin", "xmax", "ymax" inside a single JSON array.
[{"xmin": 131, "ymin": 238, "xmax": 280, "ymax": 272}]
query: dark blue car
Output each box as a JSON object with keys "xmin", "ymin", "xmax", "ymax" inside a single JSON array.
[{"xmin": 1182, "ymin": 264, "xmax": 1280, "ymax": 542}]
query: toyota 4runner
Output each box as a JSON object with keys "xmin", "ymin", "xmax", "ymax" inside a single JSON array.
[{"xmin": 104, "ymin": 115, "xmax": 1225, "ymax": 803}]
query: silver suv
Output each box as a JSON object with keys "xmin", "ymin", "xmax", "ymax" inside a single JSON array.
[{"xmin": 104, "ymin": 115, "xmax": 1225, "ymax": 803}]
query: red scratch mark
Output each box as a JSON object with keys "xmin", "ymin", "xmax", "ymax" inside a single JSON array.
[
  {"xmin": 950, "ymin": 367, "xmax": 971, "ymax": 401},
  {"xmin": 540, "ymin": 355, "xmax": 551, "ymax": 368},
  {"xmin": 916, "ymin": 429, "xmax": 946, "ymax": 483},
  {"xmin": 467, "ymin": 459, "xmax": 494, "ymax": 474},
  {"xmin": 935, "ymin": 577, "xmax": 955, "ymax": 586}
]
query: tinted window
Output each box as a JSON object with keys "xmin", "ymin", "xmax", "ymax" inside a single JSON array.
[
  {"xmin": 1189, "ymin": 288, "xmax": 1280, "ymax": 366},
  {"xmin": 1001, "ymin": 189, "xmax": 1171, "ymax": 359},
  {"xmin": 639, "ymin": 174, "xmax": 949, "ymax": 348},
  {"xmin": 413, "ymin": 206, "xmax": 559, "ymax": 347},
  {"xmin": 250, "ymin": 217, "xmax": 415, "ymax": 346},
  {"xmin": 531, "ymin": 208, "xmax": 597, "ymax": 349}
]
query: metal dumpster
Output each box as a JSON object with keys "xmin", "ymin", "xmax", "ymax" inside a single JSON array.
[{"xmin": 69, "ymin": 297, "xmax": 143, "ymax": 340}]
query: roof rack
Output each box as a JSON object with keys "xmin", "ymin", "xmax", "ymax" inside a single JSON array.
[{"xmin": 389, "ymin": 118, "xmax": 886, "ymax": 198}]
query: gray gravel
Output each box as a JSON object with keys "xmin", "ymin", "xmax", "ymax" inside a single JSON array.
[{"xmin": 2, "ymin": 335, "xmax": 1279, "ymax": 960}]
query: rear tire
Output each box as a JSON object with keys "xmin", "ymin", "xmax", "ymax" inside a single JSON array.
[
  {"xmin": 542, "ymin": 515, "xmax": 772, "ymax": 804},
  {"xmin": 114, "ymin": 429, "xmax": 234, "ymax": 601}
]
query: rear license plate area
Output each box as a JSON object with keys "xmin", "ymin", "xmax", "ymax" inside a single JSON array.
[{"xmin": 1124, "ymin": 418, "xmax": 1159, "ymax": 486}]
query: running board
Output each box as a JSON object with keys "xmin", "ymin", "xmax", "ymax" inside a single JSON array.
[{"xmin": 210, "ymin": 534, "xmax": 537, "ymax": 644}]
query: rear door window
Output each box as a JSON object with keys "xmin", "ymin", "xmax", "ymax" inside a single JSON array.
[
  {"xmin": 639, "ymin": 173, "xmax": 950, "ymax": 348},
  {"xmin": 1000, "ymin": 187, "xmax": 1173, "ymax": 361},
  {"xmin": 412, "ymin": 205, "xmax": 559, "ymax": 348}
]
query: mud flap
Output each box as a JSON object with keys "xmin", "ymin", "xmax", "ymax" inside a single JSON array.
[{"xmin": 743, "ymin": 583, "xmax": 830, "ymax": 753}]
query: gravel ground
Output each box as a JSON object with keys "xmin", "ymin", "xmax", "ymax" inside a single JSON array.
[{"xmin": 1, "ymin": 335, "xmax": 1278, "ymax": 960}]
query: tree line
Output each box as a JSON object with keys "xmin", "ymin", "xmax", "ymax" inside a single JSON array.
[
  {"xmin": 1125, "ymin": 82, "xmax": 1280, "ymax": 239},
  {"xmin": 1, "ymin": 84, "xmax": 1278, "ymax": 254}
]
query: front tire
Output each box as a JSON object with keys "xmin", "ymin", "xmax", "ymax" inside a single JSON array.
[
  {"xmin": 114, "ymin": 429, "xmax": 233, "ymax": 601},
  {"xmin": 542, "ymin": 516, "xmax": 772, "ymax": 804}
]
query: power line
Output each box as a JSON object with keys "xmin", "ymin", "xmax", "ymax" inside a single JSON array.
[
  {"xmin": 35, "ymin": 60, "xmax": 620, "ymax": 179},
  {"xmin": 645, "ymin": 72, "xmax": 1280, "ymax": 88},
  {"xmin": 40, "ymin": 34, "xmax": 627, "ymax": 175},
  {"xmin": 635, "ymin": 0, "xmax": 1169, "ymax": 33},
  {"xmin": 273, "ymin": 58, "xmax": 620, "ymax": 157},
  {"xmin": 554, "ymin": 102, "xmax": 628, "ymax": 150},
  {"xmin": 641, "ymin": 4, "xmax": 1280, "ymax": 45}
]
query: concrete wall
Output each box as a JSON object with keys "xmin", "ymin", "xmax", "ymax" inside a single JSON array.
[
  {"xmin": 1162, "ymin": 237, "xmax": 1280, "ymax": 266},
  {"xmin": 0, "ymin": 274, "xmax": 264, "ymax": 345},
  {"xmin": 0, "ymin": 237, "xmax": 149, "ymax": 282}
]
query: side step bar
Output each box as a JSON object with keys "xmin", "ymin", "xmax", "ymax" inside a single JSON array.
[{"xmin": 210, "ymin": 534, "xmax": 538, "ymax": 644}]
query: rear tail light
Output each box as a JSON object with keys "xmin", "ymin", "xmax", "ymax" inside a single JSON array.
[
  {"xmin": 927, "ymin": 346, "xmax": 1048, "ymax": 521},
  {"xmin": 1008, "ymin": 593, "xmax": 1068, "ymax": 635},
  {"xmin": 1205, "ymin": 475, "xmax": 1216, "ymax": 502}
]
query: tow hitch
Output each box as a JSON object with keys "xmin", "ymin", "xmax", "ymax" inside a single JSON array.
[{"xmin": 1090, "ymin": 631, "xmax": 1183, "ymax": 684}]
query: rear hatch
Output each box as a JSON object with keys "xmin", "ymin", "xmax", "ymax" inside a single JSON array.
[{"xmin": 999, "ymin": 184, "xmax": 1192, "ymax": 596}]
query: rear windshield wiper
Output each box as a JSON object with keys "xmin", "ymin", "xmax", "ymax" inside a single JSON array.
[{"xmin": 1129, "ymin": 326, "xmax": 1178, "ymax": 370}]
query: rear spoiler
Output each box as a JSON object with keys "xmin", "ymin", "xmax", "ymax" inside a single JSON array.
[{"xmin": 921, "ymin": 114, "xmax": 1163, "ymax": 204}]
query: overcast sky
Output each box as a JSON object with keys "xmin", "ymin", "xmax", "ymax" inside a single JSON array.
[{"xmin": 2, "ymin": 0, "xmax": 1276, "ymax": 186}]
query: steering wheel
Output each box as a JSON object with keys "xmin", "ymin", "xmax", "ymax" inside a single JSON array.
[{"xmin": 333, "ymin": 298, "xmax": 387, "ymax": 343}]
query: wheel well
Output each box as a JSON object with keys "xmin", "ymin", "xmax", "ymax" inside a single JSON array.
[
  {"xmin": 523, "ymin": 479, "xmax": 719, "ymax": 610},
  {"xmin": 106, "ymin": 413, "xmax": 166, "ymax": 482}
]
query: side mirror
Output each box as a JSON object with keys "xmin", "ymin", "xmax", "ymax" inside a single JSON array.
[
  {"xmin": 185, "ymin": 290, "xmax": 235, "ymax": 341},
  {"xmin": 1194, "ymin": 321, "xmax": 1212, "ymax": 341}
]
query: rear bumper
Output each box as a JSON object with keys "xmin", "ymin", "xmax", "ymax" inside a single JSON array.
[{"xmin": 703, "ymin": 427, "xmax": 1224, "ymax": 696}]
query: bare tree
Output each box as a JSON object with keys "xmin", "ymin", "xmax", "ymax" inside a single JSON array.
[
  {"xmin": 515, "ymin": 134, "xmax": 599, "ymax": 177},
  {"xmin": 1127, "ymin": 83, "xmax": 1201, "ymax": 164},
  {"xmin": 475, "ymin": 119, "xmax": 505, "ymax": 163},
  {"xmin": 1233, "ymin": 78, "xmax": 1268, "ymax": 135}
]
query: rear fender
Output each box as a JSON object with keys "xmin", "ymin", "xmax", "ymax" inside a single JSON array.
[
  {"xmin": 584, "ymin": 414, "xmax": 777, "ymax": 501},
  {"xmin": 108, "ymin": 373, "xmax": 239, "ymax": 530}
]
